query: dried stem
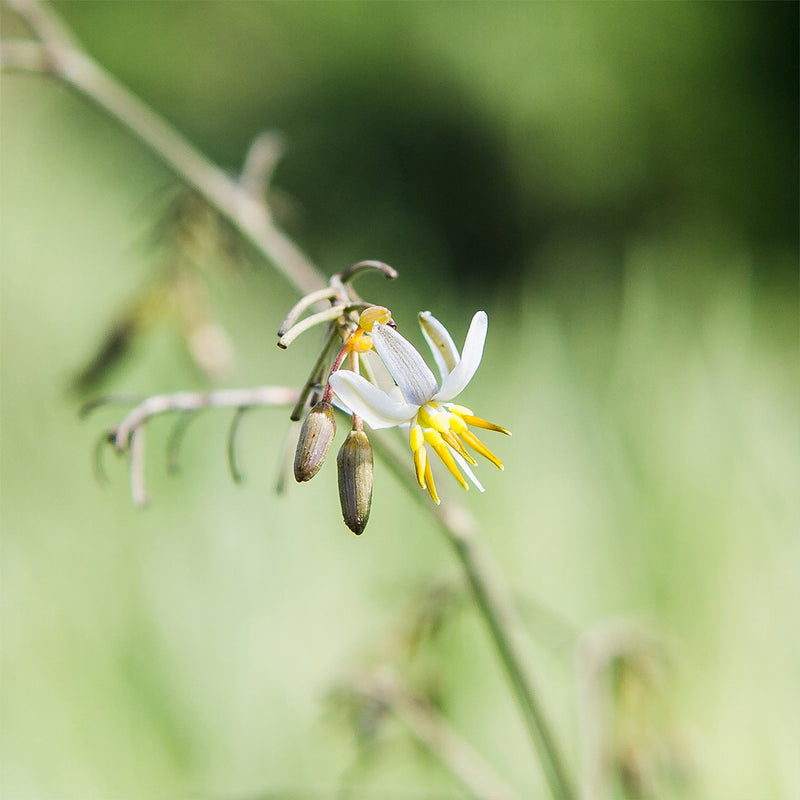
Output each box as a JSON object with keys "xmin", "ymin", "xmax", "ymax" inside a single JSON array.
[
  {"xmin": 2, "ymin": 8, "xmax": 324, "ymax": 296},
  {"xmin": 112, "ymin": 387, "xmax": 297, "ymax": 450},
  {"xmin": 348, "ymin": 669, "xmax": 523, "ymax": 800},
  {"xmin": 226, "ymin": 406, "xmax": 250, "ymax": 484},
  {"xmin": 4, "ymin": 4, "xmax": 575, "ymax": 796},
  {"xmin": 372, "ymin": 433, "xmax": 577, "ymax": 800},
  {"xmin": 278, "ymin": 286, "xmax": 340, "ymax": 337},
  {"xmin": 239, "ymin": 129, "xmax": 285, "ymax": 199},
  {"xmin": 93, "ymin": 387, "xmax": 297, "ymax": 506},
  {"xmin": 128, "ymin": 424, "xmax": 148, "ymax": 507},
  {"xmin": 277, "ymin": 305, "xmax": 347, "ymax": 349},
  {"xmin": 290, "ymin": 327, "xmax": 340, "ymax": 421},
  {"xmin": 337, "ymin": 259, "xmax": 399, "ymax": 284}
]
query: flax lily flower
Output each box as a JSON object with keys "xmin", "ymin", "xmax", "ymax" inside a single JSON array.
[{"xmin": 329, "ymin": 311, "xmax": 509, "ymax": 503}]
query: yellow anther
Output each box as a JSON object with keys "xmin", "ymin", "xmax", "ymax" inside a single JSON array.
[
  {"xmin": 413, "ymin": 445, "xmax": 427, "ymax": 489},
  {"xmin": 459, "ymin": 414, "xmax": 511, "ymax": 436},
  {"xmin": 441, "ymin": 429, "xmax": 477, "ymax": 465},
  {"xmin": 422, "ymin": 428, "xmax": 443, "ymax": 449},
  {"xmin": 358, "ymin": 306, "xmax": 392, "ymax": 332},
  {"xmin": 423, "ymin": 458, "xmax": 439, "ymax": 505},
  {"xmin": 449, "ymin": 404, "xmax": 474, "ymax": 417},
  {"xmin": 424, "ymin": 429, "xmax": 467, "ymax": 490},
  {"xmin": 461, "ymin": 428, "xmax": 504, "ymax": 470},
  {"xmin": 410, "ymin": 424, "xmax": 425, "ymax": 453},
  {"xmin": 410, "ymin": 425, "xmax": 427, "ymax": 488},
  {"xmin": 449, "ymin": 414, "xmax": 468, "ymax": 435}
]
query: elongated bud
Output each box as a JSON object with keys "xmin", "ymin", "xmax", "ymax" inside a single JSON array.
[
  {"xmin": 337, "ymin": 430, "xmax": 373, "ymax": 535},
  {"xmin": 293, "ymin": 401, "xmax": 336, "ymax": 482}
]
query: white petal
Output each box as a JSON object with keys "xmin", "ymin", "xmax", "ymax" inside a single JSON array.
[
  {"xmin": 359, "ymin": 349, "xmax": 396, "ymax": 395},
  {"xmin": 451, "ymin": 448, "xmax": 485, "ymax": 492},
  {"xmin": 419, "ymin": 311, "xmax": 459, "ymax": 382},
  {"xmin": 372, "ymin": 322, "xmax": 438, "ymax": 406},
  {"xmin": 329, "ymin": 370, "xmax": 417, "ymax": 430},
  {"xmin": 435, "ymin": 311, "xmax": 488, "ymax": 401}
]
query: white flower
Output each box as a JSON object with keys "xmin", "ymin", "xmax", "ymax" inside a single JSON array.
[{"xmin": 329, "ymin": 310, "xmax": 509, "ymax": 504}]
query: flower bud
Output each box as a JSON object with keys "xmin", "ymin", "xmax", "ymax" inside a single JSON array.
[
  {"xmin": 293, "ymin": 401, "xmax": 336, "ymax": 482},
  {"xmin": 337, "ymin": 430, "xmax": 373, "ymax": 535}
]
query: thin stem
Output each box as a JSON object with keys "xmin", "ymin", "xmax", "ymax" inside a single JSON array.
[
  {"xmin": 6, "ymin": 0, "xmax": 79, "ymax": 48},
  {"xmin": 337, "ymin": 260, "xmax": 399, "ymax": 284},
  {"xmin": 239, "ymin": 129, "xmax": 285, "ymax": 199},
  {"xmin": 321, "ymin": 341, "xmax": 354, "ymax": 404},
  {"xmin": 277, "ymin": 305, "xmax": 346, "ymax": 349},
  {"xmin": 372, "ymin": 434, "xmax": 577, "ymax": 800},
  {"xmin": 3, "ymin": 14, "xmax": 324, "ymax": 296},
  {"xmin": 165, "ymin": 411, "xmax": 199, "ymax": 474},
  {"xmin": 290, "ymin": 326, "xmax": 339, "ymax": 421},
  {"xmin": 447, "ymin": 524, "xmax": 576, "ymax": 800},
  {"xmin": 128, "ymin": 424, "xmax": 148, "ymax": 507},
  {"xmin": 278, "ymin": 286, "xmax": 340, "ymax": 337},
  {"xmin": 227, "ymin": 406, "xmax": 249, "ymax": 484},
  {"xmin": 112, "ymin": 386, "xmax": 297, "ymax": 450},
  {"xmin": 107, "ymin": 386, "xmax": 297, "ymax": 506},
  {"xmin": 92, "ymin": 429, "xmax": 114, "ymax": 486},
  {"xmin": 349, "ymin": 351, "xmax": 363, "ymax": 432}
]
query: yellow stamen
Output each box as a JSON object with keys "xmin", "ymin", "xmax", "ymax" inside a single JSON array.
[
  {"xmin": 413, "ymin": 445, "xmax": 427, "ymax": 489},
  {"xmin": 358, "ymin": 306, "xmax": 392, "ymax": 332},
  {"xmin": 410, "ymin": 424, "xmax": 425, "ymax": 452},
  {"xmin": 410, "ymin": 425, "xmax": 427, "ymax": 488},
  {"xmin": 423, "ymin": 457, "xmax": 439, "ymax": 504},
  {"xmin": 461, "ymin": 428, "xmax": 504, "ymax": 470},
  {"xmin": 424, "ymin": 430, "xmax": 467, "ymax": 490},
  {"xmin": 441, "ymin": 429, "xmax": 477, "ymax": 465},
  {"xmin": 458, "ymin": 414, "xmax": 511, "ymax": 436},
  {"xmin": 449, "ymin": 414, "xmax": 468, "ymax": 435}
]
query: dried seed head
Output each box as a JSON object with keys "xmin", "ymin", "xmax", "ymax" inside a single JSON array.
[
  {"xmin": 293, "ymin": 401, "xmax": 336, "ymax": 482},
  {"xmin": 337, "ymin": 430, "xmax": 373, "ymax": 535}
]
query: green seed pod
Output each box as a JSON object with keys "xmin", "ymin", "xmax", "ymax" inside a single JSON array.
[
  {"xmin": 293, "ymin": 401, "xmax": 336, "ymax": 482},
  {"xmin": 337, "ymin": 430, "xmax": 373, "ymax": 535}
]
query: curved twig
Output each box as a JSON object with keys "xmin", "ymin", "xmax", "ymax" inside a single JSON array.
[
  {"xmin": 226, "ymin": 406, "xmax": 249, "ymax": 484},
  {"xmin": 277, "ymin": 286, "xmax": 340, "ymax": 337},
  {"xmin": 277, "ymin": 305, "xmax": 346, "ymax": 349},
  {"xmin": 92, "ymin": 429, "xmax": 114, "ymax": 486},
  {"xmin": 112, "ymin": 386, "xmax": 297, "ymax": 451},
  {"xmin": 165, "ymin": 411, "xmax": 200, "ymax": 474},
  {"xmin": 337, "ymin": 260, "xmax": 399, "ymax": 284},
  {"xmin": 78, "ymin": 393, "xmax": 147, "ymax": 419}
]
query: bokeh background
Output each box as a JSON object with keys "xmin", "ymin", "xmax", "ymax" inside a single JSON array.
[{"xmin": 1, "ymin": 2, "xmax": 798, "ymax": 798}]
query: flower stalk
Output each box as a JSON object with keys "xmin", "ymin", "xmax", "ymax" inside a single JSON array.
[{"xmin": 10, "ymin": 4, "xmax": 577, "ymax": 794}]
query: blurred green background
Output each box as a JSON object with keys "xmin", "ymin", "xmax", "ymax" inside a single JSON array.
[{"xmin": 1, "ymin": 2, "xmax": 798, "ymax": 798}]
